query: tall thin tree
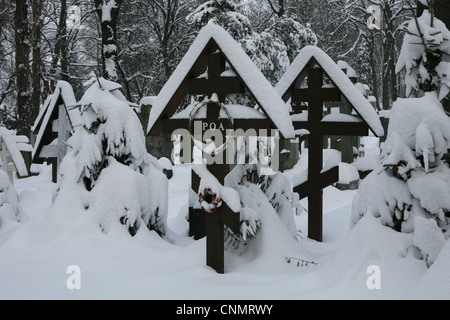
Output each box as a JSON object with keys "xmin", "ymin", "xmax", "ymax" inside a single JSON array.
[
  {"xmin": 94, "ymin": 0, "xmax": 123, "ymax": 81},
  {"xmin": 14, "ymin": 0, "xmax": 31, "ymax": 137}
]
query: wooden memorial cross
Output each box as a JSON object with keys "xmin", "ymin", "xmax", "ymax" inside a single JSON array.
[
  {"xmin": 290, "ymin": 66, "xmax": 369, "ymax": 242},
  {"xmin": 32, "ymin": 82, "xmax": 78, "ymax": 183},
  {"xmin": 147, "ymin": 25, "xmax": 295, "ymax": 273},
  {"xmin": 158, "ymin": 49, "xmax": 245, "ymax": 275},
  {"xmin": 276, "ymin": 46, "xmax": 383, "ymax": 243}
]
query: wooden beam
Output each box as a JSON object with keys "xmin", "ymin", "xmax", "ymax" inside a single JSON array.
[
  {"xmin": 188, "ymin": 77, "xmax": 245, "ymax": 95},
  {"xmin": 293, "ymin": 121, "xmax": 369, "ymax": 136},
  {"xmin": 293, "ymin": 165, "xmax": 339, "ymax": 199},
  {"xmin": 39, "ymin": 145, "xmax": 58, "ymax": 158},
  {"xmin": 292, "ymin": 87, "xmax": 341, "ymax": 103},
  {"xmin": 162, "ymin": 118, "xmax": 273, "ymax": 135}
]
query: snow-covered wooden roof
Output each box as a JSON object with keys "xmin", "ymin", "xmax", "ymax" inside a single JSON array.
[
  {"xmin": 32, "ymin": 81, "xmax": 79, "ymax": 161},
  {"xmin": 0, "ymin": 127, "xmax": 29, "ymax": 177},
  {"xmin": 147, "ymin": 23, "xmax": 295, "ymax": 139},
  {"xmin": 276, "ymin": 46, "xmax": 384, "ymax": 137}
]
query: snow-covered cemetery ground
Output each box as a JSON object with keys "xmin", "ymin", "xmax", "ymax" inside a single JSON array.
[
  {"xmin": 1, "ymin": 146, "xmax": 449, "ymax": 300},
  {"xmin": 1, "ymin": 0, "xmax": 450, "ymax": 301}
]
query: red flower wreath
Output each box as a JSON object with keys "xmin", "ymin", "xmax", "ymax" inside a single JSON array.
[{"xmin": 198, "ymin": 188, "xmax": 222, "ymax": 213}]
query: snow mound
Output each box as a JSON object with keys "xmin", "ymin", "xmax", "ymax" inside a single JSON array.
[
  {"xmin": 406, "ymin": 240, "xmax": 450, "ymax": 299},
  {"xmin": 227, "ymin": 182, "xmax": 311, "ymax": 272},
  {"xmin": 319, "ymin": 214, "xmax": 427, "ymax": 299},
  {"xmin": 88, "ymin": 158, "xmax": 167, "ymax": 236},
  {"xmin": 0, "ymin": 170, "xmax": 28, "ymax": 228}
]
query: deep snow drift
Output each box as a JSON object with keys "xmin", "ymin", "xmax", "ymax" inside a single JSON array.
[{"xmin": 0, "ymin": 163, "xmax": 448, "ymax": 300}]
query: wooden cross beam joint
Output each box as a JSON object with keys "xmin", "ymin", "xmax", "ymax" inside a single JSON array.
[
  {"xmin": 293, "ymin": 166, "xmax": 339, "ymax": 242},
  {"xmin": 293, "ymin": 166, "xmax": 339, "ymax": 200},
  {"xmin": 189, "ymin": 51, "xmax": 245, "ymax": 100}
]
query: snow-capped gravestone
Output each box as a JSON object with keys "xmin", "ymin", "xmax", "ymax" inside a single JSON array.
[
  {"xmin": 276, "ymin": 46, "xmax": 384, "ymax": 242},
  {"xmin": 54, "ymin": 78, "xmax": 168, "ymax": 238},
  {"xmin": 146, "ymin": 24, "xmax": 295, "ymax": 273},
  {"xmin": 32, "ymin": 81, "xmax": 80, "ymax": 183}
]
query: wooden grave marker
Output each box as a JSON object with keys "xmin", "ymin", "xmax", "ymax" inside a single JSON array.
[
  {"xmin": 146, "ymin": 24, "xmax": 294, "ymax": 273},
  {"xmin": 32, "ymin": 81, "xmax": 79, "ymax": 183},
  {"xmin": 276, "ymin": 46, "xmax": 384, "ymax": 242}
]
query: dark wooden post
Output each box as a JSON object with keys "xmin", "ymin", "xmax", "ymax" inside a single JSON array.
[{"xmin": 306, "ymin": 69, "xmax": 325, "ymax": 241}]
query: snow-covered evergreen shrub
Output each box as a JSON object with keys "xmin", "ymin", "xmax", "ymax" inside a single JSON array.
[
  {"xmin": 352, "ymin": 93, "xmax": 450, "ymax": 233},
  {"xmin": 55, "ymin": 78, "xmax": 168, "ymax": 237},
  {"xmin": 241, "ymin": 31, "xmax": 290, "ymax": 85},
  {"xmin": 270, "ymin": 17, "xmax": 318, "ymax": 63},
  {"xmin": 396, "ymin": 10, "xmax": 450, "ymax": 100},
  {"xmin": 225, "ymin": 164, "xmax": 301, "ymax": 249},
  {"xmin": 187, "ymin": 0, "xmax": 317, "ymax": 85},
  {"xmin": 0, "ymin": 170, "xmax": 27, "ymax": 227},
  {"xmin": 353, "ymin": 6, "xmax": 450, "ymax": 267},
  {"xmin": 352, "ymin": 8, "xmax": 450, "ymax": 266},
  {"xmin": 187, "ymin": 0, "xmax": 252, "ymax": 40}
]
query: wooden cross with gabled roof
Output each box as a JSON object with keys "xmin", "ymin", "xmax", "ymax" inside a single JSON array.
[
  {"xmin": 146, "ymin": 24, "xmax": 295, "ymax": 273},
  {"xmin": 276, "ymin": 46, "xmax": 384, "ymax": 242},
  {"xmin": 32, "ymin": 81, "xmax": 79, "ymax": 183}
]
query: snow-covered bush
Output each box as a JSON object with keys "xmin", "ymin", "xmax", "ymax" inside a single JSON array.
[
  {"xmin": 353, "ymin": 35, "xmax": 450, "ymax": 269},
  {"xmin": 241, "ymin": 31, "xmax": 290, "ymax": 86},
  {"xmin": 187, "ymin": 0, "xmax": 252, "ymax": 40},
  {"xmin": 55, "ymin": 78, "xmax": 168, "ymax": 237},
  {"xmin": 352, "ymin": 94, "xmax": 450, "ymax": 262},
  {"xmin": 352, "ymin": 5, "xmax": 450, "ymax": 267},
  {"xmin": 225, "ymin": 164, "xmax": 301, "ymax": 249},
  {"xmin": 396, "ymin": 9, "xmax": 450, "ymax": 100},
  {"xmin": 187, "ymin": 0, "xmax": 316, "ymax": 85},
  {"xmin": 270, "ymin": 17, "xmax": 318, "ymax": 63},
  {"xmin": 0, "ymin": 170, "xmax": 27, "ymax": 227}
]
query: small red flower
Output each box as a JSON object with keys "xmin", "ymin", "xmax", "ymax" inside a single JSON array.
[{"xmin": 199, "ymin": 187, "xmax": 222, "ymax": 213}]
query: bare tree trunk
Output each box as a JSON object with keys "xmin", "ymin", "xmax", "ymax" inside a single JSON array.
[
  {"xmin": 369, "ymin": 32, "xmax": 381, "ymax": 110},
  {"xmin": 60, "ymin": 0, "xmax": 69, "ymax": 82},
  {"xmin": 380, "ymin": 2, "xmax": 399, "ymax": 110},
  {"xmin": 50, "ymin": 0, "xmax": 71, "ymax": 86},
  {"xmin": 381, "ymin": 34, "xmax": 391, "ymax": 110},
  {"xmin": 94, "ymin": 0, "xmax": 123, "ymax": 81},
  {"xmin": 31, "ymin": 0, "xmax": 44, "ymax": 126},
  {"xmin": 267, "ymin": 0, "xmax": 284, "ymax": 17},
  {"xmin": 14, "ymin": 0, "xmax": 31, "ymax": 137},
  {"xmin": 389, "ymin": 44, "xmax": 398, "ymax": 103}
]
